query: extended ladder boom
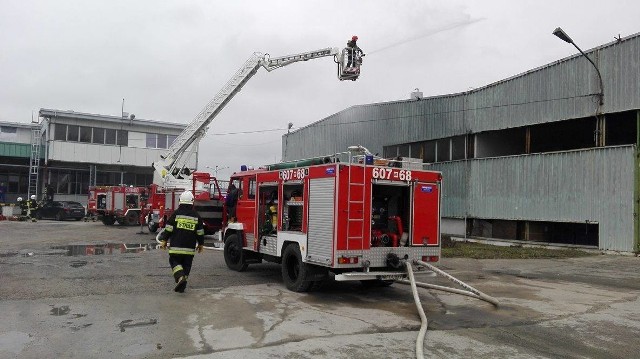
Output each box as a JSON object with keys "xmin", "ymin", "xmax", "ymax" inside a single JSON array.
[{"xmin": 155, "ymin": 47, "xmax": 339, "ymax": 185}]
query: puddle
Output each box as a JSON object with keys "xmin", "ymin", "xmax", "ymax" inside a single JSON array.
[
  {"xmin": 70, "ymin": 260, "xmax": 87, "ymax": 268},
  {"xmin": 50, "ymin": 305, "xmax": 71, "ymax": 316},
  {"xmin": 50, "ymin": 243, "xmax": 157, "ymax": 256}
]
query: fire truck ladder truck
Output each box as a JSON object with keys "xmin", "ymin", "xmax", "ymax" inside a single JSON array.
[
  {"xmin": 146, "ymin": 42, "xmax": 362, "ymax": 234},
  {"xmin": 153, "ymin": 46, "xmax": 361, "ymax": 190}
]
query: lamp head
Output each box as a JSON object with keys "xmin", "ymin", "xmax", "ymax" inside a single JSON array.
[{"xmin": 553, "ymin": 27, "xmax": 573, "ymax": 44}]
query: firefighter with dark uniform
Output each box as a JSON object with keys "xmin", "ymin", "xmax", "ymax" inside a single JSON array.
[{"xmin": 158, "ymin": 191, "xmax": 205, "ymax": 293}]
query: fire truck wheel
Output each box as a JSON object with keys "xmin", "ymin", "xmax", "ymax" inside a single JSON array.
[
  {"xmin": 224, "ymin": 234, "xmax": 248, "ymax": 272},
  {"xmin": 125, "ymin": 211, "xmax": 139, "ymax": 226},
  {"xmin": 102, "ymin": 216, "xmax": 115, "ymax": 226},
  {"xmin": 281, "ymin": 244, "xmax": 312, "ymax": 292}
]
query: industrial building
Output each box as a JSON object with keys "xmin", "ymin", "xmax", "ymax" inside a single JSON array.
[
  {"xmin": 0, "ymin": 109, "xmax": 194, "ymax": 204},
  {"xmin": 282, "ymin": 33, "xmax": 640, "ymax": 253}
]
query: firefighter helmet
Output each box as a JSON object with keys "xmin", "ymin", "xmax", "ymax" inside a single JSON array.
[
  {"xmin": 179, "ymin": 191, "xmax": 194, "ymax": 204},
  {"xmin": 30, "ymin": 195, "xmax": 36, "ymax": 200},
  {"xmin": 17, "ymin": 197, "xmax": 23, "ymax": 202}
]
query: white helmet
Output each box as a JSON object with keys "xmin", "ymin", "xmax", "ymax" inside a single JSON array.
[
  {"xmin": 17, "ymin": 197, "xmax": 23, "ymax": 202},
  {"xmin": 30, "ymin": 195, "xmax": 36, "ymax": 200},
  {"xmin": 179, "ymin": 191, "xmax": 194, "ymax": 204}
]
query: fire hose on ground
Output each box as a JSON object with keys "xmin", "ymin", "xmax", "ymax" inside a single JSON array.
[{"xmin": 398, "ymin": 259, "xmax": 499, "ymax": 359}]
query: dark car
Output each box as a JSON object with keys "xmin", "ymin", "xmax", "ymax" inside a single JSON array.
[{"xmin": 36, "ymin": 201, "xmax": 86, "ymax": 221}]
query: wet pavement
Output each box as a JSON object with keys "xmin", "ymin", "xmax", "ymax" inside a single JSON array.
[{"xmin": 0, "ymin": 220, "xmax": 639, "ymax": 358}]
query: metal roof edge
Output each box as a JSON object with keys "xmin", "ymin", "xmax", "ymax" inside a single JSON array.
[{"xmin": 38, "ymin": 108, "xmax": 187, "ymax": 129}]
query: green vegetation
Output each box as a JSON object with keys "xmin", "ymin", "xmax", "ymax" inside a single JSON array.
[{"xmin": 441, "ymin": 240, "xmax": 595, "ymax": 259}]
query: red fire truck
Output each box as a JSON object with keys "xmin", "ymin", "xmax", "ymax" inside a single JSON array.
[
  {"xmin": 144, "ymin": 171, "xmax": 225, "ymax": 234},
  {"xmin": 88, "ymin": 185, "xmax": 147, "ymax": 225},
  {"xmin": 222, "ymin": 154, "xmax": 442, "ymax": 292}
]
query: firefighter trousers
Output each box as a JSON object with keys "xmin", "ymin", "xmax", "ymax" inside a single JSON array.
[{"xmin": 169, "ymin": 254, "xmax": 194, "ymax": 283}]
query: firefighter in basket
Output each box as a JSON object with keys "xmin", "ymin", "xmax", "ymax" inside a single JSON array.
[{"xmin": 158, "ymin": 191, "xmax": 205, "ymax": 293}]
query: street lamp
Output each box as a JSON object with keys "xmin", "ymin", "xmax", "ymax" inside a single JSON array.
[{"xmin": 553, "ymin": 27, "xmax": 604, "ymax": 106}]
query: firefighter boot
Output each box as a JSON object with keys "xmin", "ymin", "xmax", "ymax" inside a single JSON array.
[{"xmin": 174, "ymin": 276, "xmax": 187, "ymax": 293}]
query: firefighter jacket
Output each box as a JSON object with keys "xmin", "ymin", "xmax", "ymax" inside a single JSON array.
[{"xmin": 159, "ymin": 204, "xmax": 205, "ymax": 256}]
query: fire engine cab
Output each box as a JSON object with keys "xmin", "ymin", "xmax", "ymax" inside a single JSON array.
[{"xmin": 223, "ymin": 149, "xmax": 441, "ymax": 292}]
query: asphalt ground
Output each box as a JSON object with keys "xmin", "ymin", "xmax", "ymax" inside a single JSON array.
[{"xmin": 0, "ymin": 220, "xmax": 639, "ymax": 358}]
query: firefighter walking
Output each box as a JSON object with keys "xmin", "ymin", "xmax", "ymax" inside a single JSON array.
[{"xmin": 158, "ymin": 191, "xmax": 205, "ymax": 293}]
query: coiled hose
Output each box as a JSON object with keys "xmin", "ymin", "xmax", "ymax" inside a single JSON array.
[{"xmin": 401, "ymin": 259, "xmax": 500, "ymax": 359}]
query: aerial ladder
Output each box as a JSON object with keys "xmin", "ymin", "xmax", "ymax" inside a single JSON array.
[{"xmin": 153, "ymin": 43, "xmax": 363, "ymax": 189}]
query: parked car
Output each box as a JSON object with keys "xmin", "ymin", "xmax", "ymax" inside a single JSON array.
[{"xmin": 36, "ymin": 201, "xmax": 86, "ymax": 221}]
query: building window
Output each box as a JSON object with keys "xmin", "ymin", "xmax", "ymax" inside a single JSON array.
[
  {"xmin": 105, "ymin": 129, "xmax": 117, "ymax": 145},
  {"xmin": 93, "ymin": 128, "xmax": 105, "ymax": 144},
  {"xmin": 383, "ymin": 145, "xmax": 398, "ymax": 158},
  {"xmin": 146, "ymin": 133, "xmax": 173, "ymax": 149},
  {"xmin": 67, "ymin": 125, "xmax": 79, "ymax": 141},
  {"xmin": 410, "ymin": 142, "xmax": 423, "ymax": 159},
  {"xmin": 146, "ymin": 133, "xmax": 157, "ymax": 148},
  {"xmin": 168, "ymin": 135, "xmax": 177, "ymax": 147},
  {"xmin": 54, "ymin": 125, "xmax": 67, "ymax": 141},
  {"xmin": 116, "ymin": 130, "xmax": 128, "ymax": 146},
  {"xmin": 424, "ymin": 141, "xmax": 436, "ymax": 163},
  {"xmin": 0, "ymin": 126, "xmax": 18, "ymax": 140},
  {"xmin": 0, "ymin": 126, "xmax": 17, "ymax": 134},
  {"xmin": 79, "ymin": 126, "xmax": 92, "ymax": 143},
  {"xmin": 436, "ymin": 138, "xmax": 450, "ymax": 162},
  {"xmin": 451, "ymin": 136, "xmax": 466, "ymax": 160},
  {"xmin": 157, "ymin": 134, "xmax": 168, "ymax": 149}
]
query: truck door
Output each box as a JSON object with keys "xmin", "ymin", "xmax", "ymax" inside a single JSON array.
[{"xmin": 411, "ymin": 182, "xmax": 440, "ymax": 246}]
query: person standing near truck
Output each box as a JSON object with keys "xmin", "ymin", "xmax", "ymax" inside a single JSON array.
[{"xmin": 158, "ymin": 191, "xmax": 205, "ymax": 293}]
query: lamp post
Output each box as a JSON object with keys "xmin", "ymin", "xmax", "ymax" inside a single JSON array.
[
  {"xmin": 553, "ymin": 27, "xmax": 604, "ymax": 106},
  {"xmin": 553, "ymin": 27, "xmax": 605, "ymax": 146}
]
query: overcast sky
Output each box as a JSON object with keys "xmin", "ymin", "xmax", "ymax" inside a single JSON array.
[{"xmin": 1, "ymin": 0, "xmax": 639, "ymax": 180}]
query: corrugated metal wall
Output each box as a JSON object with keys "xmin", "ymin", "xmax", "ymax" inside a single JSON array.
[
  {"xmin": 282, "ymin": 34, "xmax": 640, "ymax": 252},
  {"xmin": 284, "ymin": 34, "xmax": 640, "ymax": 160},
  {"xmin": 429, "ymin": 146, "xmax": 635, "ymax": 252}
]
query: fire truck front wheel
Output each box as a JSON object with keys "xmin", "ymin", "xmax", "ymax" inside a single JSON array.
[
  {"xmin": 281, "ymin": 244, "xmax": 312, "ymax": 292},
  {"xmin": 102, "ymin": 216, "xmax": 115, "ymax": 226},
  {"xmin": 224, "ymin": 234, "xmax": 248, "ymax": 272}
]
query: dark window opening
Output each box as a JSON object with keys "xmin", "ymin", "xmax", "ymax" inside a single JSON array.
[
  {"xmin": 467, "ymin": 135, "xmax": 475, "ymax": 158},
  {"xmin": 116, "ymin": 130, "xmax": 128, "ymax": 146},
  {"xmin": 475, "ymin": 127, "xmax": 525, "ymax": 158},
  {"xmin": 436, "ymin": 138, "xmax": 450, "ymax": 162},
  {"xmin": 79, "ymin": 126, "xmax": 92, "ymax": 143},
  {"xmin": 93, "ymin": 128, "xmax": 105, "ymax": 144},
  {"xmin": 54, "ymin": 125, "xmax": 67, "ymax": 141},
  {"xmin": 398, "ymin": 144, "xmax": 410, "ymax": 157},
  {"xmin": 424, "ymin": 141, "xmax": 436, "ymax": 163},
  {"xmin": 410, "ymin": 142, "xmax": 423, "ymax": 159},
  {"xmin": 451, "ymin": 136, "xmax": 466, "ymax": 160},
  {"xmin": 383, "ymin": 145, "xmax": 398, "ymax": 158},
  {"xmin": 530, "ymin": 117, "xmax": 596, "ymax": 153},
  {"xmin": 606, "ymin": 110, "xmax": 637, "ymax": 146},
  {"xmin": 468, "ymin": 218, "xmax": 598, "ymax": 246},
  {"xmin": 67, "ymin": 125, "xmax": 79, "ymax": 142},
  {"xmin": 105, "ymin": 129, "xmax": 117, "ymax": 145}
]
